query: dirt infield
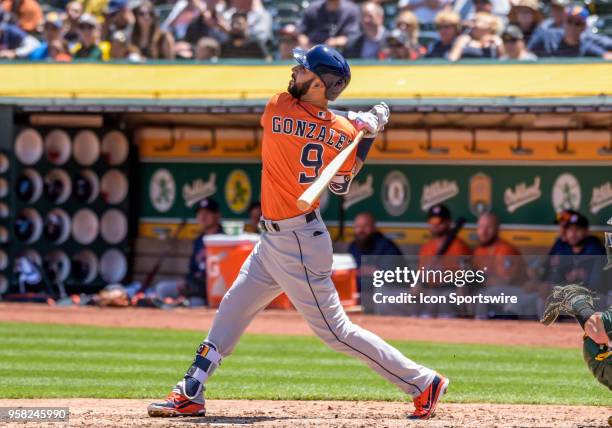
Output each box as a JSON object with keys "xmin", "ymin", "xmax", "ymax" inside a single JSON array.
[
  {"xmin": 0, "ymin": 302, "xmax": 584, "ymax": 348},
  {"xmin": 2, "ymin": 303, "xmax": 608, "ymax": 427},
  {"xmin": 0, "ymin": 399, "xmax": 609, "ymax": 428}
]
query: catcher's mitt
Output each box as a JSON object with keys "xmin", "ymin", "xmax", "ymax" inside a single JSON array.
[{"xmin": 540, "ymin": 284, "xmax": 596, "ymax": 326}]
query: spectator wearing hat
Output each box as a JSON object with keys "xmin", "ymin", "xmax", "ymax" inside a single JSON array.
[
  {"xmin": 546, "ymin": 211, "xmax": 606, "ymax": 288},
  {"xmin": 528, "ymin": 5, "xmax": 612, "ymax": 58},
  {"xmin": 417, "ymin": 205, "xmax": 471, "ymax": 318},
  {"xmin": 222, "ymin": 0, "xmax": 272, "ymax": 44},
  {"xmin": 398, "ymin": 0, "xmax": 452, "ymax": 26},
  {"xmin": 297, "ymin": 0, "xmax": 360, "ymax": 50},
  {"xmin": 0, "ymin": 21, "xmax": 40, "ymax": 58},
  {"xmin": 101, "ymin": 0, "xmax": 135, "ymax": 41},
  {"xmin": 154, "ymin": 197, "xmax": 225, "ymax": 306},
  {"xmin": 130, "ymin": 0, "xmax": 175, "ymax": 59},
  {"xmin": 419, "ymin": 204, "xmax": 471, "ymax": 257},
  {"xmin": 110, "ymin": 30, "xmax": 141, "ymax": 60},
  {"xmin": 508, "ymin": 0, "xmax": 543, "ymax": 44},
  {"xmin": 29, "ymin": 12, "xmax": 70, "ymax": 60},
  {"xmin": 220, "ymin": 11, "xmax": 270, "ymax": 59},
  {"xmin": 539, "ymin": 0, "xmax": 569, "ymax": 30},
  {"xmin": 73, "ymin": 13, "xmax": 103, "ymax": 59},
  {"xmin": 1, "ymin": 0, "xmax": 42, "ymax": 33},
  {"xmin": 276, "ymin": 24, "xmax": 299, "ymax": 60},
  {"xmin": 448, "ymin": 12, "xmax": 502, "ymax": 60},
  {"xmin": 194, "ymin": 36, "xmax": 221, "ymax": 60},
  {"xmin": 344, "ymin": 2, "xmax": 386, "ymax": 59},
  {"xmin": 549, "ymin": 209, "xmax": 578, "ymax": 255},
  {"xmin": 381, "ymin": 29, "xmax": 412, "ymax": 59},
  {"xmin": 500, "ymin": 24, "xmax": 537, "ymax": 60},
  {"xmin": 425, "ymin": 10, "xmax": 461, "ymax": 58},
  {"xmin": 453, "ymin": 0, "xmax": 509, "ymax": 22},
  {"xmin": 64, "ymin": 1, "xmax": 83, "ymax": 45}
]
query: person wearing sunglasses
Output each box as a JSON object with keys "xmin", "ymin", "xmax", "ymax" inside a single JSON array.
[
  {"xmin": 425, "ymin": 10, "xmax": 461, "ymax": 58},
  {"xmin": 72, "ymin": 13, "xmax": 103, "ymax": 59},
  {"xmin": 528, "ymin": 4, "xmax": 612, "ymax": 58},
  {"xmin": 130, "ymin": 0, "xmax": 174, "ymax": 59},
  {"xmin": 499, "ymin": 24, "xmax": 536, "ymax": 60},
  {"xmin": 447, "ymin": 12, "xmax": 502, "ymax": 61},
  {"xmin": 507, "ymin": 0, "xmax": 543, "ymax": 44}
]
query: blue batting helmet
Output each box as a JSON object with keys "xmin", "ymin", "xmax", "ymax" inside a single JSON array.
[{"xmin": 292, "ymin": 45, "xmax": 351, "ymax": 101}]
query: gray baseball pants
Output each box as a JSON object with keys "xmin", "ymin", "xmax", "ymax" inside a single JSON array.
[{"xmin": 205, "ymin": 211, "xmax": 436, "ymax": 397}]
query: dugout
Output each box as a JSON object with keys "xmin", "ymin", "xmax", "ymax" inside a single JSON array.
[{"xmin": 0, "ymin": 59, "xmax": 610, "ymax": 294}]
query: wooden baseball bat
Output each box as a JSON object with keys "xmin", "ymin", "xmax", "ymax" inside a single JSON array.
[{"xmin": 297, "ymin": 130, "xmax": 365, "ymax": 212}]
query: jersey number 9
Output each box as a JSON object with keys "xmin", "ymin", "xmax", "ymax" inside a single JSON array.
[{"xmin": 298, "ymin": 143, "xmax": 324, "ymax": 184}]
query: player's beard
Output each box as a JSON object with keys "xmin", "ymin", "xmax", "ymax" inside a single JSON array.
[{"xmin": 288, "ymin": 77, "xmax": 314, "ymax": 100}]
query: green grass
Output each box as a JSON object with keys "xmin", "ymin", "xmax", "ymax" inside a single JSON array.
[{"xmin": 0, "ymin": 322, "xmax": 609, "ymax": 406}]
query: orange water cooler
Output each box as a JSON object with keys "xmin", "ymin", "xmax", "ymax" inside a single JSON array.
[{"xmin": 204, "ymin": 234, "xmax": 359, "ymax": 309}]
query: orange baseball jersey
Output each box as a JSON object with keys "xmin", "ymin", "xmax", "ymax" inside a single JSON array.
[
  {"xmin": 473, "ymin": 238, "xmax": 525, "ymax": 283},
  {"xmin": 260, "ymin": 92, "xmax": 359, "ymax": 220}
]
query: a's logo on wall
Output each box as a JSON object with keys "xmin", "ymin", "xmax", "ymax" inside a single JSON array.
[
  {"xmin": 552, "ymin": 173, "xmax": 581, "ymax": 212},
  {"xmin": 589, "ymin": 182, "xmax": 612, "ymax": 214},
  {"xmin": 183, "ymin": 173, "xmax": 217, "ymax": 208},
  {"xmin": 469, "ymin": 173, "xmax": 492, "ymax": 217},
  {"xmin": 382, "ymin": 171, "xmax": 410, "ymax": 217},
  {"xmin": 421, "ymin": 179, "xmax": 458, "ymax": 211},
  {"xmin": 225, "ymin": 169, "xmax": 252, "ymax": 214},
  {"xmin": 344, "ymin": 174, "xmax": 374, "ymax": 210},
  {"xmin": 150, "ymin": 168, "xmax": 176, "ymax": 213},
  {"xmin": 504, "ymin": 176, "xmax": 541, "ymax": 213}
]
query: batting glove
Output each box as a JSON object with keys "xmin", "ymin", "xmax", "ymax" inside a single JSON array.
[
  {"xmin": 369, "ymin": 102, "xmax": 390, "ymax": 132},
  {"xmin": 348, "ymin": 111, "xmax": 379, "ymax": 138}
]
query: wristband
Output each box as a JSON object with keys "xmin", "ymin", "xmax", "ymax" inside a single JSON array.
[{"xmin": 356, "ymin": 137, "xmax": 375, "ymax": 162}]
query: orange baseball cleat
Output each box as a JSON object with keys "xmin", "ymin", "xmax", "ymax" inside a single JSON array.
[
  {"xmin": 409, "ymin": 373, "xmax": 449, "ymax": 420},
  {"xmin": 147, "ymin": 390, "xmax": 205, "ymax": 417}
]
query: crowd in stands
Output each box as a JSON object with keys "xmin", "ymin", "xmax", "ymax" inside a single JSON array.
[{"xmin": 0, "ymin": 0, "xmax": 610, "ymax": 61}]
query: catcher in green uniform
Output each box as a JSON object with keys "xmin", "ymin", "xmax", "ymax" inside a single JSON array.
[{"xmin": 542, "ymin": 284, "xmax": 611, "ymax": 391}]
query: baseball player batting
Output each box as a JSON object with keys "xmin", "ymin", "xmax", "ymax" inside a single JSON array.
[{"xmin": 147, "ymin": 44, "xmax": 449, "ymax": 420}]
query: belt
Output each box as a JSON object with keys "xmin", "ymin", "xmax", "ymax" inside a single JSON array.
[{"xmin": 260, "ymin": 211, "xmax": 318, "ymax": 233}]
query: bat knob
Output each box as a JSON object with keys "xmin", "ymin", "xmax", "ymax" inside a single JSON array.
[{"xmin": 296, "ymin": 199, "xmax": 311, "ymax": 212}]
